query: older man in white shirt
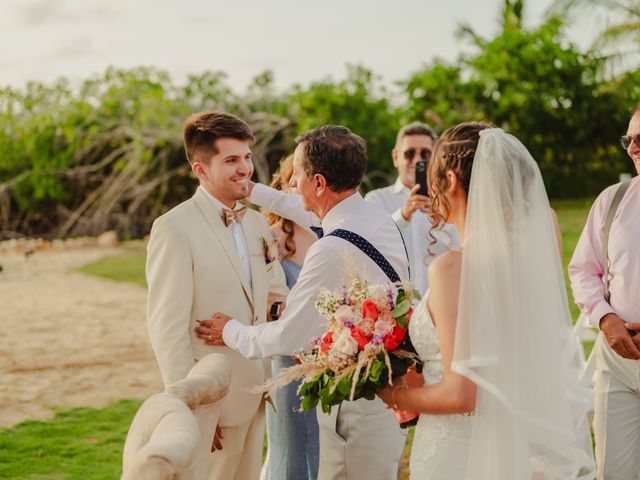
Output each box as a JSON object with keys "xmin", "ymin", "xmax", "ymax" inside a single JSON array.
[
  {"xmin": 365, "ymin": 122, "xmax": 458, "ymax": 293},
  {"xmin": 200, "ymin": 125, "xmax": 410, "ymax": 480}
]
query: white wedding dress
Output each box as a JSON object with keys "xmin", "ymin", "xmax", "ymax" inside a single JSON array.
[
  {"xmin": 409, "ymin": 295, "xmax": 474, "ymax": 479},
  {"xmin": 406, "ymin": 128, "xmax": 594, "ymax": 479}
]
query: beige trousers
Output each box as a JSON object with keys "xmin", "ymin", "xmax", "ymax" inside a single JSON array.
[
  {"xmin": 317, "ymin": 396, "xmax": 406, "ymax": 480},
  {"xmin": 593, "ymin": 333, "xmax": 640, "ymax": 480},
  {"xmin": 206, "ymin": 405, "xmax": 266, "ymax": 480}
]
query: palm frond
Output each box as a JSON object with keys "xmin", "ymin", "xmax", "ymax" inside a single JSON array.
[
  {"xmin": 594, "ymin": 21, "xmax": 640, "ymax": 48},
  {"xmin": 455, "ymin": 22, "xmax": 486, "ymax": 47}
]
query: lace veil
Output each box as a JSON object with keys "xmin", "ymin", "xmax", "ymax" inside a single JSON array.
[{"xmin": 452, "ymin": 128, "xmax": 595, "ymax": 479}]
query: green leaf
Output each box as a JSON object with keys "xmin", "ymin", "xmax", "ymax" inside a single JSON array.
[
  {"xmin": 301, "ymin": 394, "xmax": 319, "ymax": 411},
  {"xmin": 299, "ymin": 379, "xmax": 319, "ymax": 396},
  {"xmin": 336, "ymin": 375, "xmax": 353, "ymax": 396},
  {"xmin": 392, "ymin": 299, "xmax": 410, "ymax": 319},
  {"xmin": 368, "ymin": 359, "xmax": 384, "ymax": 383}
]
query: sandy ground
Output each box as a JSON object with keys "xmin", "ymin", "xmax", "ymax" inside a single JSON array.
[{"xmin": 0, "ymin": 247, "xmax": 163, "ymax": 428}]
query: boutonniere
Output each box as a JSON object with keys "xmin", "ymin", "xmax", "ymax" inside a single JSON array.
[{"xmin": 261, "ymin": 236, "xmax": 277, "ymax": 264}]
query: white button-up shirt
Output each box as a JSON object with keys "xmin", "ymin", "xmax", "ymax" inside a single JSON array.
[
  {"xmin": 199, "ymin": 186, "xmax": 252, "ymax": 289},
  {"xmin": 364, "ymin": 177, "xmax": 459, "ymax": 293},
  {"xmin": 222, "ymin": 189, "xmax": 410, "ymax": 359}
]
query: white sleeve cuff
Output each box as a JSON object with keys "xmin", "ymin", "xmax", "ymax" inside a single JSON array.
[
  {"xmin": 590, "ymin": 301, "xmax": 615, "ymax": 329},
  {"xmin": 249, "ymin": 183, "xmax": 274, "ymax": 208},
  {"xmin": 222, "ymin": 318, "xmax": 243, "ymax": 350},
  {"xmin": 392, "ymin": 208, "xmax": 410, "ymax": 228}
]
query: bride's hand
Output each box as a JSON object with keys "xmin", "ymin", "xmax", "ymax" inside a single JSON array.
[
  {"xmin": 405, "ymin": 364, "xmax": 425, "ymax": 389},
  {"xmin": 377, "ymin": 377, "xmax": 407, "ymax": 408}
]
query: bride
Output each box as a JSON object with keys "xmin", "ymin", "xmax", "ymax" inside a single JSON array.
[{"xmin": 378, "ymin": 123, "xmax": 595, "ymax": 479}]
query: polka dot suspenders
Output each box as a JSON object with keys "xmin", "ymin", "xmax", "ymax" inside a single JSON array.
[{"xmin": 326, "ymin": 228, "xmax": 407, "ymax": 283}]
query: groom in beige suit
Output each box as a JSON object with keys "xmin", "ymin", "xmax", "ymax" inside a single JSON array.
[{"xmin": 146, "ymin": 111, "xmax": 289, "ymax": 479}]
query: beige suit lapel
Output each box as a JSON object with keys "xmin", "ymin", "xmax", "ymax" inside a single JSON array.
[
  {"xmin": 192, "ymin": 189, "xmax": 254, "ymax": 312},
  {"xmin": 241, "ymin": 215, "xmax": 267, "ymax": 323}
]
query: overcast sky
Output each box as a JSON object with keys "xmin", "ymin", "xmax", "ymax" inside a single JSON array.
[{"xmin": 0, "ymin": 0, "xmax": 594, "ymax": 92}]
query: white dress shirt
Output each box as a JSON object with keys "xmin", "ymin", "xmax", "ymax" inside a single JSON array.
[
  {"xmin": 199, "ymin": 186, "xmax": 252, "ymax": 289},
  {"xmin": 223, "ymin": 190, "xmax": 410, "ymax": 359},
  {"xmin": 364, "ymin": 177, "xmax": 459, "ymax": 293}
]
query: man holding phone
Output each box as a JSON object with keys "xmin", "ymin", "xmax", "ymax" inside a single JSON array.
[{"xmin": 365, "ymin": 122, "xmax": 459, "ymax": 293}]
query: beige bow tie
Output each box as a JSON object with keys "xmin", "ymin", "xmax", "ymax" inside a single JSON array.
[{"xmin": 221, "ymin": 207, "xmax": 247, "ymax": 227}]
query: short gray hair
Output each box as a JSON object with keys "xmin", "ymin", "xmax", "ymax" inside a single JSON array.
[{"xmin": 395, "ymin": 122, "xmax": 437, "ymax": 149}]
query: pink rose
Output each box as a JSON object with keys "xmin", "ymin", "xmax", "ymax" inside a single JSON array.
[
  {"xmin": 374, "ymin": 319, "xmax": 394, "ymax": 336},
  {"xmin": 334, "ymin": 305, "xmax": 355, "ymax": 323},
  {"xmin": 356, "ymin": 317, "xmax": 375, "ymax": 336}
]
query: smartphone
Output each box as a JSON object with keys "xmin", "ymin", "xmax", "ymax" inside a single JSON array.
[{"xmin": 415, "ymin": 161, "xmax": 428, "ymax": 196}]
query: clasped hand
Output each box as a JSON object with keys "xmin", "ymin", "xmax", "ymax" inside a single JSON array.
[{"xmin": 601, "ymin": 313, "xmax": 640, "ymax": 360}]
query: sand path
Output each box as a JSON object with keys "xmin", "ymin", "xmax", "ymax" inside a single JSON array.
[{"xmin": 0, "ymin": 247, "xmax": 163, "ymax": 428}]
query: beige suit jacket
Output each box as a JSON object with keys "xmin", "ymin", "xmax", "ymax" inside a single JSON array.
[{"xmin": 146, "ymin": 187, "xmax": 289, "ymax": 428}]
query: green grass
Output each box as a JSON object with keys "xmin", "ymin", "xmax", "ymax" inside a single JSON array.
[
  {"xmin": 0, "ymin": 400, "xmax": 141, "ymax": 479},
  {"xmin": 76, "ymin": 243, "xmax": 147, "ymax": 287},
  {"xmin": 3, "ymin": 201, "xmax": 593, "ymax": 478},
  {"xmin": 550, "ymin": 197, "xmax": 595, "ymax": 318},
  {"xmin": 551, "ymin": 198, "xmax": 596, "ymax": 356}
]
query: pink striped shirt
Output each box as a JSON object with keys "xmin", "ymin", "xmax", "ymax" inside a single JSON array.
[{"xmin": 569, "ymin": 176, "xmax": 640, "ymax": 328}]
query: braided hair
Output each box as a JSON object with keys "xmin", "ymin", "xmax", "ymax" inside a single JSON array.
[{"xmin": 427, "ymin": 122, "xmax": 492, "ymax": 248}]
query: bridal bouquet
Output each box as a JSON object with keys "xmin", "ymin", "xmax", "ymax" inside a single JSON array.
[{"xmin": 263, "ymin": 272, "xmax": 422, "ymax": 427}]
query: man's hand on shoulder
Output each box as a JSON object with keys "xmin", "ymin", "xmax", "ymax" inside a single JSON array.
[
  {"xmin": 195, "ymin": 313, "xmax": 232, "ymax": 346},
  {"xmin": 600, "ymin": 313, "xmax": 640, "ymax": 360}
]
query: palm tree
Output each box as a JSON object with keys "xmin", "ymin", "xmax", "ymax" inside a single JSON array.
[
  {"xmin": 457, "ymin": 0, "xmax": 526, "ymax": 46},
  {"xmin": 550, "ymin": 0, "xmax": 640, "ymax": 74}
]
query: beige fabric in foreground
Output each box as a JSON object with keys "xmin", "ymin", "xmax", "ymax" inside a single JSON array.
[{"xmin": 122, "ymin": 353, "xmax": 231, "ymax": 480}]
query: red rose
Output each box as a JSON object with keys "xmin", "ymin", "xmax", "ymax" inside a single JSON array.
[
  {"xmin": 351, "ymin": 328, "xmax": 370, "ymax": 350},
  {"xmin": 320, "ymin": 331, "xmax": 333, "ymax": 353},
  {"xmin": 361, "ymin": 299, "xmax": 379, "ymax": 321},
  {"xmin": 383, "ymin": 323, "xmax": 407, "ymax": 351}
]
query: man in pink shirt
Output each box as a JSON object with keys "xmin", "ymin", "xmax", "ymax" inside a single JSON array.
[{"xmin": 569, "ymin": 105, "xmax": 640, "ymax": 479}]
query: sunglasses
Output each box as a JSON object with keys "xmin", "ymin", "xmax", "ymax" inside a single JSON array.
[
  {"xmin": 620, "ymin": 134, "xmax": 640, "ymax": 150},
  {"xmin": 403, "ymin": 148, "xmax": 431, "ymax": 161}
]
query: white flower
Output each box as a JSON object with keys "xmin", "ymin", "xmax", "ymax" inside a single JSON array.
[
  {"xmin": 368, "ymin": 284, "xmax": 388, "ymax": 304},
  {"xmin": 315, "ymin": 290, "xmax": 341, "ymax": 318},
  {"xmin": 331, "ymin": 330, "xmax": 358, "ymax": 357}
]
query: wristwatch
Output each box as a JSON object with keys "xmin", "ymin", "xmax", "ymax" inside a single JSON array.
[{"xmin": 269, "ymin": 301, "xmax": 284, "ymax": 321}]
